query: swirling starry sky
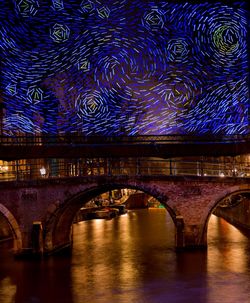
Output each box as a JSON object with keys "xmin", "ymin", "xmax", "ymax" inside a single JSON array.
[{"xmin": 0, "ymin": 0, "xmax": 249, "ymax": 135}]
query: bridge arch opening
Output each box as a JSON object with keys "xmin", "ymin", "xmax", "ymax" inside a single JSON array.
[
  {"xmin": 44, "ymin": 184, "xmax": 177, "ymax": 255},
  {"xmin": 204, "ymin": 190, "xmax": 250, "ymax": 246},
  {"xmin": 0, "ymin": 204, "xmax": 22, "ymax": 254}
]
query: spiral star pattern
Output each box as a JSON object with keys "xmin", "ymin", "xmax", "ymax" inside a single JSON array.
[{"xmin": 0, "ymin": 1, "xmax": 248, "ymax": 135}]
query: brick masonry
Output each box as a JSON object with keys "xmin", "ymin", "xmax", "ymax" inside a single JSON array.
[{"xmin": 0, "ymin": 175, "xmax": 249, "ymax": 256}]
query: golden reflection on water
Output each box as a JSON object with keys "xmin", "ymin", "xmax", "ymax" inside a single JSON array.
[
  {"xmin": 207, "ymin": 215, "xmax": 247, "ymax": 273},
  {"xmin": 207, "ymin": 215, "xmax": 249, "ymax": 303},
  {"xmin": 0, "ymin": 277, "xmax": 16, "ymax": 303},
  {"xmin": 71, "ymin": 213, "xmax": 145, "ymax": 302},
  {"xmin": 70, "ymin": 211, "xmax": 249, "ymax": 303},
  {"xmin": 0, "ymin": 209, "xmax": 249, "ymax": 303}
]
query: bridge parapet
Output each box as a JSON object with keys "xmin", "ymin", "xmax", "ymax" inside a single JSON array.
[
  {"xmin": 0, "ymin": 134, "xmax": 249, "ymax": 160},
  {"xmin": 1, "ymin": 134, "xmax": 249, "ymax": 145}
]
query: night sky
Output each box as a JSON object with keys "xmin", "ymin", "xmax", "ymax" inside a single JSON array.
[{"xmin": 0, "ymin": 0, "xmax": 249, "ymax": 136}]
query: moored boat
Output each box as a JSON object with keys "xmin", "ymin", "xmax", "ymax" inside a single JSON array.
[{"xmin": 93, "ymin": 207, "xmax": 119, "ymax": 219}]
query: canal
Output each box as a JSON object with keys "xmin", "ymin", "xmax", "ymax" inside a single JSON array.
[{"xmin": 0, "ymin": 209, "xmax": 249, "ymax": 303}]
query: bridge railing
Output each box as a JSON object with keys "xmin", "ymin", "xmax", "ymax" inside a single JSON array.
[
  {"xmin": 0, "ymin": 157, "xmax": 249, "ymax": 182},
  {"xmin": 0, "ymin": 134, "xmax": 249, "ymax": 145}
]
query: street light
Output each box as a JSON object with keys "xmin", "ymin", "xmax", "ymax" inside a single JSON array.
[{"xmin": 40, "ymin": 167, "xmax": 46, "ymax": 177}]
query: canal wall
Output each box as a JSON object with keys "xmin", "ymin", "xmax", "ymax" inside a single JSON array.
[
  {"xmin": 0, "ymin": 214, "xmax": 12, "ymax": 241},
  {"xmin": 213, "ymin": 199, "xmax": 250, "ymax": 231}
]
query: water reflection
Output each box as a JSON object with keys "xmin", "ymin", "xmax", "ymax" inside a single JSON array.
[
  {"xmin": 0, "ymin": 277, "xmax": 16, "ymax": 303},
  {"xmin": 207, "ymin": 215, "xmax": 248, "ymax": 273},
  {"xmin": 71, "ymin": 209, "xmax": 176, "ymax": 303},
  {"xmin": 0, "ymin": 210, "xmax": 249, "ymax": 303},
  {"xmin": 206, "ymin": 215, "xmax": 250, "ymax": 303}
]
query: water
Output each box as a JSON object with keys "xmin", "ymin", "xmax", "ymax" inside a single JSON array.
[{"xmin": 0, "ymin": 209, "xmax": 249, "ymax": 303}]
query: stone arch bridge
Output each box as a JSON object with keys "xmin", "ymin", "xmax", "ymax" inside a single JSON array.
[{"xmin": 0, "ymin": 175, "xmax": 250, "ymax": 257}]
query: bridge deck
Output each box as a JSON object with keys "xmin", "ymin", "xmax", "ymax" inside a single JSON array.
[{"xmin": 0, "ymin": 135, "xmax": 249, "ymax": 160}]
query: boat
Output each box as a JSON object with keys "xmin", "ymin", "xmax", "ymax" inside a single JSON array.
[
  {"xmin": 93, "ymin": 207, "xmax": 119, "ymax": 219},
  {"xmin": 109, "ymin": 204, "xmax": 127, "ymax": 214}
]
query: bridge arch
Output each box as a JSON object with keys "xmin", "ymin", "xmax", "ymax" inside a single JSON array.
[
  {"xmin": 203, "ymin": 188, "xmax": 250, "ymax": 242},
  {"xmin": 44, "ymin": 182, "xmax": 177, "ymax": 254},
  {"xmin": 0, "ymin": 204, "xmax": 22, "ymax": 254}
]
